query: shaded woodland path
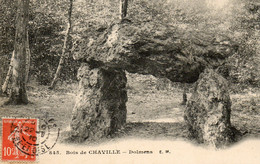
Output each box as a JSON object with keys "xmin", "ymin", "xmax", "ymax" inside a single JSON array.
[
  {"xmin": 0, "ymin": 79, "xmax": 259, "ymax": 145},
  {"xmin": 0, "ymin": 82, "xmax": 189, "ymax": 143}
]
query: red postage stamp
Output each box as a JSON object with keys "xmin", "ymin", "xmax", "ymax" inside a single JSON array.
[{"xmin": 2, "ymin": 118, "xmax": 37, "ymax": 161}]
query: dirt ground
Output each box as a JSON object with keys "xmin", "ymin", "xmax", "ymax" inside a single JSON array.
[{"xmin": 0, "ymin": 80, "xmax": 259, "ymax": 146}]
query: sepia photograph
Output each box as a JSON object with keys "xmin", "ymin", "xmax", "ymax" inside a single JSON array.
[{"xmin": 0, "ymin": 0, "xmax": 259, "ymax": 163}]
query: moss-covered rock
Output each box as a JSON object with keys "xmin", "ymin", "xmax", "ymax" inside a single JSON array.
[
  {"xmin": 70, "ymin": 63, "xmax": 127, "ymax": 142},
  {"xmin": 73, "ymin": 20, "xmax": 238, "ymax": 83},
  {"xmin": 184, "ymin": 69, "xmax": 239, "ymax": 147}
]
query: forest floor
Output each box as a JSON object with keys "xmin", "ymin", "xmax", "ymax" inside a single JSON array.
[{"xmin": 0, "ymin": 76, "xmax": 260, "ymax": 147}]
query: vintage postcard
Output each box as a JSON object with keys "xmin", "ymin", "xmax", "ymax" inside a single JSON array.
[{"xmin": 0, "ymin": 0, "xmax": 259, "ymax": 163}]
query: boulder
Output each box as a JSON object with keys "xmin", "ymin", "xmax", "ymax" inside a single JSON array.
[
  {"xmin": 184, "ymin": 69, "xmax": 238, "ymax": 147},
  {"xmin": 73, "ymin": 21, "xmax": 238, "ymax": 83},
  {"xmin": 70, "ymin": 63, "xmax": 127, "ymax": 142}
]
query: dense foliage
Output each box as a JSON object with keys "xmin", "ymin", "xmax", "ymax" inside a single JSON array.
[
  {"xmin": 0, "ymin": 0, "xmax": 259, "ymax": 88},
  {"xmin": 0, "ymin": 0, "xmax": 80, "ymax": 85}
]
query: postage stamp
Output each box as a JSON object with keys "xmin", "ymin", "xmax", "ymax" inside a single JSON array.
[
  {"xmin": 2, "ymin": 118, "xmax": 37, "ymax": 161},
  {"xmin": 2, "ymin": 117, "xmax": 60, "ymax": 161}
]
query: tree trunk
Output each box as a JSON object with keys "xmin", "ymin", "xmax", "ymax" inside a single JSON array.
[
  {"xmin": 1, "ymin": 51, "xmax": 14, "ymax": 95},
  {"xmin": 181, "ymin": 84, "xmax": 187, "ymax": 105},
  {"xmin": 49, "ymin": 0, "xmax": 73, "ymax": 89},
  {"xmin": 2, "ymin": 31, "xmax": 30, "ymax": 96},
  {"xmin": 5, "ymin": 0, "xmax": 29, "ymax": 105},
  {"xmin": 119, "ymin": 0, "xmax": 128, "ymax": 20},
  {"xmin": 25, "ymin": 31, "xmax": 30, "ymax": 83}
]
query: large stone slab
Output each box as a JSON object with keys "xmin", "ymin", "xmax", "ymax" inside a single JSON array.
[
  {"xmin": 73, "ymin": 21, "xmax": 238, "ymax": 83},
  {"xmin": 70, "ymin": 64, "xmax": 127, "ymax": 142},
  {"xmin": 184, "ymin": 69, "xmax": 238, "ymax": 147}
]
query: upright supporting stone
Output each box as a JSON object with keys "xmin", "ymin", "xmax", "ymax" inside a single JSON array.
[
  {"xmin": 184, "ymin": 69, "xmax": 238, "ymax": 148},
  {"xmin": 70, "ymin": 64, "xmax": 127, "ymax": 142}
]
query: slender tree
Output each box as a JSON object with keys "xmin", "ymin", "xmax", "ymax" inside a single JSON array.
[
  {"xmin": 1, "ymin": 31, "xmax": 30, "ymax": 95},
  {"xmin": 49, "ymin": 0, "xmax": 73, "ymax": 89},
  {"xmin": 181, "ymin": 84, "xmax": 187, "ymax": 105},
  {"xmin": 1, "ymin": 51, "xmax": 14, "ymax": 95},
  {"xmin": 25, "ymin": 31, "xmax": 31, "ymax": 83},
  {"xmin": 119, "ymin": 0, "xmax": 128, "ymax": 20},
  {"xmin": 5, "ymin": 0, "xmax": 30, "ymax": 105}
]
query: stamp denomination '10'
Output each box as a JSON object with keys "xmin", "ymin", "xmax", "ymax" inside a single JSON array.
[
  {"xmin": 2, "ymin": 117, "xmax": 60, "ymax": 161},
  {"xmin": 2, "ymin": 118, "xmax": 37, "ymax": 161}
]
